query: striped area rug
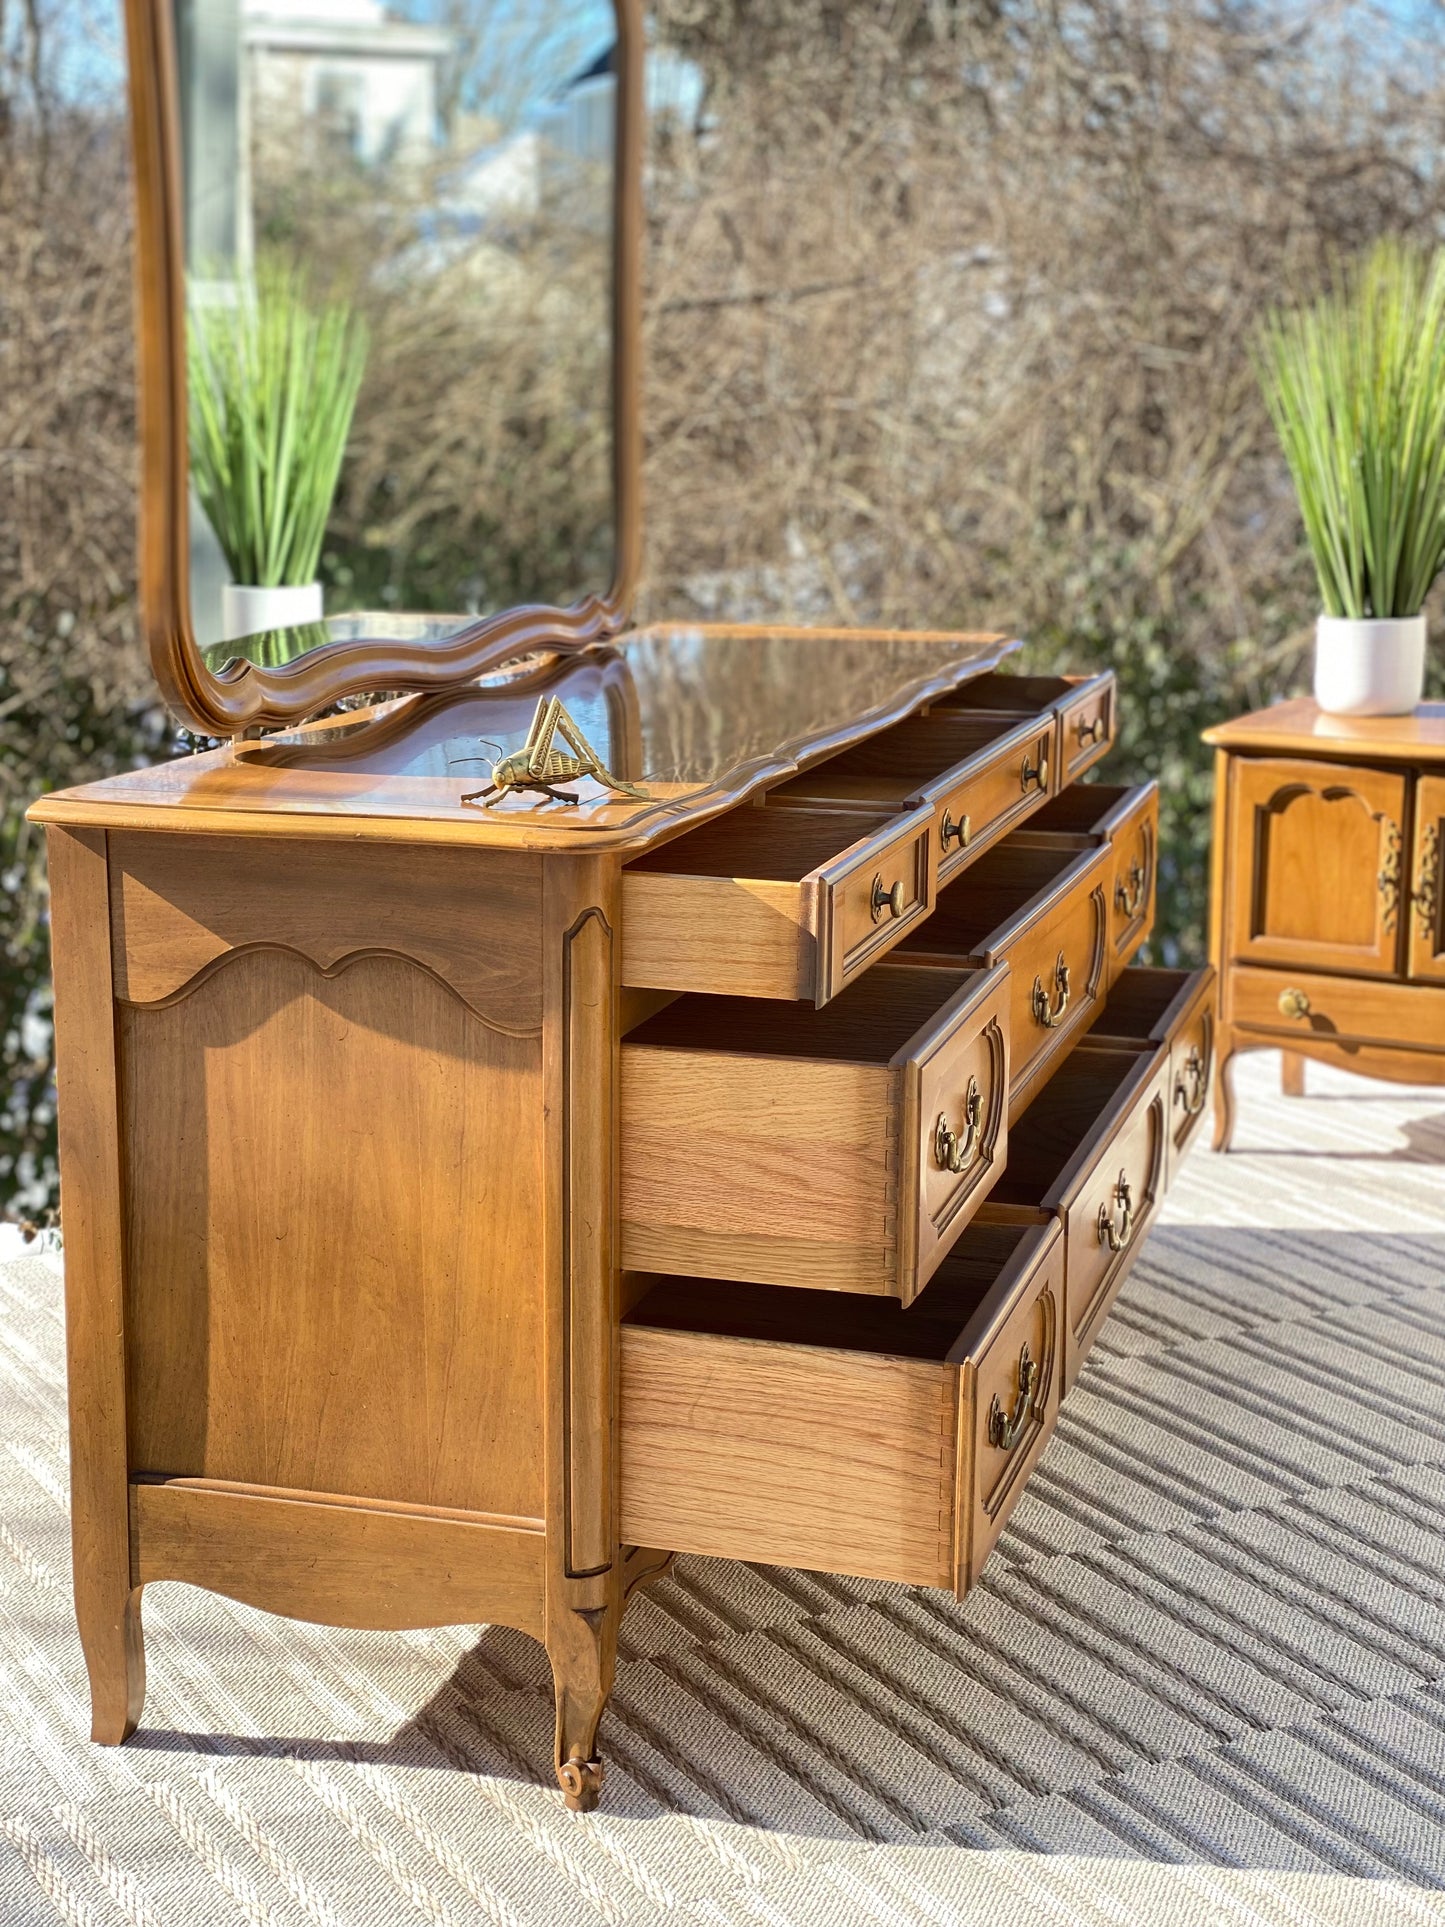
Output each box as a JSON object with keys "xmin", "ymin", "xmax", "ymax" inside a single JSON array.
[{"xmin": 4, "ymin": 1048, "xmax": 1445, "ymax": 1925}]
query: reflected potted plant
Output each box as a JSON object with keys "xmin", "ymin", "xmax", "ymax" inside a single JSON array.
[
  {"xmin": 1257, "ymin": 238, "xmax": 1445, "ymax": 716},
  {"xmin": 189, "ymin": 261, "xmax": 368, "ymax": 643}
]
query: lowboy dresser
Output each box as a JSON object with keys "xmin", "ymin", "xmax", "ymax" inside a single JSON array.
[{"xmin": 33, "ymin": 640, "xmax": 1214, "ymax": 1809}]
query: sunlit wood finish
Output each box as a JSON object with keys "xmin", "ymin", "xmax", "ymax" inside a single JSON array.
[{"xmin": 1205, "ymin": 701, "xmax": 1445, "ymax": 1147}]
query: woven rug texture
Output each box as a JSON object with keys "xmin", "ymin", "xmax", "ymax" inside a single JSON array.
[{"xmin": 2, "ymin": 1049, "xmax": 1445, "ymax": 1925}]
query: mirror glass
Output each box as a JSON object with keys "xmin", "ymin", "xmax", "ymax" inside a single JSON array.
[{"xmin": 174, "ymin": 0, "xmax": 618, "ymax": 674}]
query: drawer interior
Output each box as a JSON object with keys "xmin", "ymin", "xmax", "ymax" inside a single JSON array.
[
  {"xmin": 625, "ymin": 1220, "xmax": 1047, "ymax": 1361},
  {"xmin": 1089, "ymin": 966, "xmax": 1200, "ymax": 1043},
  {"xmin": 988, "ymin": 1045, "xmax": 1152, "ymax": 1207},
  {"xmin": 899, "ymin": 839, "xmax": 1088, "ymax": 956},
  {"xmin": 625, "ymin": 804, "xmax": 897, "ymax": 882},
  {"xmin": 766, "ymin": 713, "xmax": 1032, "ymax": 807},
  {"xmin": 624, "ymin": 962, "xmax": 978, "ymax": 1063},
  {"xmin": 937, "ymin": 671, "xmax": 1078, "ymax": 713},
  {"xmin": 1015, "ymin": 782, "xmax": 1134, "ymax": 839}
]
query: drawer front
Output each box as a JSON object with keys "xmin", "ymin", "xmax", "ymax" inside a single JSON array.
[
  {"xmin": 825, "ymin": 810, "xmax": 936, "ymax": 998},
  {"xmin": 911, "ymin": 972, "xmax": 1011, "ymax": 1299},
  {"xmin": 1105, "ymin": 783, "xmax": 1158, "ymax": 976},
  {"xmin": 1229, "ymin": 963, "xmax": 1445, "ymax": 1059},
  {"xmin": 1225, "ymin": 757, "xmax": 1407, "ymax": 978},
  {"xmin": 997, "ymin": 847, "xmax": 1110, "ymax": 1120},
  {"xmin": 933, "ymin": 719, "xmax": 1058, "ymax": 888},
  {"xmin": 1064, "ymin": 1053, "xmax": 1168, "ymax": 1389},
  {"xmin": 959, "ymin": 1223, "xmax": 1064, "ymax": 1587},
  {"xmin": 1059, "ymin": 674, "xmax": 1116, "ymax": 783}
]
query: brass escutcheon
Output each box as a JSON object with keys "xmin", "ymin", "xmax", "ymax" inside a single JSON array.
[
  {"xmin": 1031, "ymin": 952, "xmax": 1071, "ymax": 1029},
  {"xmin": 1278, "ymin": 987, "xmax": 1311, "ymax": 1021},
  {"xmin": 934, "ymin": 1077, "xmax": 983, "ymax": 1175},
  {"xmin": 1414, "ymin": 822, "xmax": 1441, "ymax": 938},
  {"xmin": 1097, "ymin": 1169, "xmax": 1135, "ymax": 1253},
  {"xmin": 1378, "ymin": 818, "xmax": 1403, "ymax": 935},
  {"xmin": 989, "ymin": 1344, "xmax": 1038, "ymax": 1453},
  {"xmin": 940, "ymin": 809, "xmax": 971, "ymax": 853},
  {"xmin": 871, "ymin": 874, "xmax": 906, "ymax": 923}
]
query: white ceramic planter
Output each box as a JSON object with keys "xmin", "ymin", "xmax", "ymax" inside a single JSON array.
[
  {"xmin": 1314, "ymin": 612, "xmax": 1427, "ymax": 717},
  {"xmin": 221, "ymin": 581, "xmax": 324, "ymax": 643}
]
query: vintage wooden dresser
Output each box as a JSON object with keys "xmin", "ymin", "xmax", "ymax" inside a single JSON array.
[
  {"xmin": 29, "ymin": 0, "xmax": 1215, "ymax": 1813},
  {"xmin": 1207, "ymin": 698, "xmax": 1445, "ymax": 1144}
]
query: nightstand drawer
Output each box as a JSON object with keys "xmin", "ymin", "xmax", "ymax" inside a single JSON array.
[
  {"xmin": 764, "ymin": 710, "xmax": 1058, "ymax": 888},
  {"xmin": 897, "ymin": 838, "xmax": 1111, "ymax": 1121},
  {"xmin": 1088, "ymin": 965, "xmax": 1216, "ymax": 1181},
  {"xmin": 936, "ymin": 669, "xmax": 1116, "ymax": 783},
  {"xmin": 981, "ymin": 1044, "xmax": 1168, "ymax": 1391},
  {"xmin": 622, "ymin": 963, "xmax": 1011, "ymax": 1303},
  {"xmin": 622, "ymin": 804, "xmax": 934, "ymax": 1005},
  {"xmin": 1229, "ymin": 964, "xmax": 1445, "ymax": 1056},
  {"xmin": 619, "ymin": 1219, "xmax": 1063, "ymax": 1594},
  {"xmin": 1014, "ymin": 782, "xmax": 1159, "ymax": 980}
]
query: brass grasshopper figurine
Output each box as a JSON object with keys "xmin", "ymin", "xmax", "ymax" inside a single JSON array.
[{"xmin": 461, "ymin": 696, "xmax": 652, "ymax": 809}]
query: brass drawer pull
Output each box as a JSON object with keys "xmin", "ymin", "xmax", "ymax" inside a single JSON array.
[
  {"xmin": 1174, "ymin": 1045, "xmax": 1208, "ymax": 1118},
  {"xmin": 1097, "ymin": 1170, "xmax": 1135, "ymax": 1253},
  {"xmin": 870, "ymin": 874, "xmax": 906, "ymax": 923},
  {"xmin": 1076, "ymin": 715, "xmax": 1105, "ymax": 748},
  {"xmin": 940, "ymin": 809, "xmax": 971, "ymax": 853},
  {"xmin": 988, "ymin": 1344, "xmax": 1038, "ymax": 1453},
  {"xmin": 1031, "ymin": 952, "xmax": 1071, "ymax": 1029},
  {"xmin": 1115, "ymin": 858, "xmax": 1149, "ymax": 920},
  {"xmin": 934, "ymin": 1077, "xmax": 983, "ymax": 1175},
  {"xmin": 1020, "ymin": 752, "xmax": 1049, "ymax": 794},
  {"xmin": 1278, "ymin": 987, "xmax": 1311, "ymax": 1021}
]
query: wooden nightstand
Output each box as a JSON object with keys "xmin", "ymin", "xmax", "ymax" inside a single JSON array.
[{"xmin": 1205, "ymin": 698, "xmax": 1445, "ymax": 1147}]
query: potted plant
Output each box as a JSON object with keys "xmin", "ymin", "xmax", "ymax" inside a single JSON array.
[
  {"xmin": 1257, "ymin": 238, "xmax": 1445, "ymax": 716},
  {"xmin": 189, "ymin": 261, "xmax": 369, "ymax": 643}
]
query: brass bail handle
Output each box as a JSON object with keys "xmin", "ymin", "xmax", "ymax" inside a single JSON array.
[
  {"xmin": 934, "ymin": 1077, "xmax": 983, "ymax": 1175},
  {"xmin": 940, "ymin": 809, "xmax": 971, "ymax": 853},
  {"xmin": 1174, "ymin": 1044, "xmax": 1208, "ymax": 1118},
  {"xmin": 988, "ymin": 1344, "xmax": 1039, "ymax": 1452},
  {"xmin": 1021, "ymin": 751, "xmax": 1049, "ymax": 794},
  {"xmin": 1098, "ymin": 1169, "xmax": 1135, "ymax": 1253},
  {"xmin": 1115, "ymin": 857, "xmax": 1148, "ymax": 920},
  {"xmin": 870, "ymin": 874, "xmax": 906, "ymax": 924},
  {"xmin": 1031, "ymin": 951, "xmax": 1071, "ymax": 1029}
]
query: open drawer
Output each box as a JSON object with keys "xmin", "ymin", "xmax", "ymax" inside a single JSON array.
[
  {"xmin": 622, "ymin": 804, "xmax": 934, "ymax": 1005},
  {"xmin": 896, "ymin": 837, "xmax": 1110, "ymax": 1122},
  {"xmin": 980, "ymin": 1044, "xmax": 1168, "ymax": 1391},
  {"xmin": 619, "ymin": 1219, "xmax": 1064, "ymax": 1594},
  {"xmin": 763, "ymin": 710, "xmax": 1057, "ymax": 889},
  {"xmin": 935, "ymin": 669, "xmax": 1116, "ymax": 784},
  {"xmin": 1088, "ymin": 965, "xmax": 1216, "ymax": 1182},
  {"xmin": 1013, "ymin": 781, "xmax": 1159, "ymax": 981},
  {"xmin": 622, "ymin": 963, "xmax": 1010, "ymax": 1302}
]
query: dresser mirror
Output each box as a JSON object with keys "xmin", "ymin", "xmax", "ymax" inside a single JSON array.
[{"xmin": 124, "ymin": 0, "xmax": 642, "ymax": 737}]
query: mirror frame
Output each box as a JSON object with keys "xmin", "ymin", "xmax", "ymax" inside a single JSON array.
[{"xmin": 122, "ymin": 0, "xmax": 644, "ymax": 737}]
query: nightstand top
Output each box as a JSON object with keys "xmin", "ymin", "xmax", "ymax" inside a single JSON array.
[{"xmin": 1204, "ymin": 696, "xmax": 1445, "ymax": 763}]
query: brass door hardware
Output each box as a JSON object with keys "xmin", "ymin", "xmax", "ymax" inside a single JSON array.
[
  {"xmin": 1115, "ymin": 858, "xmax": 1149, "ymax": 921},
  {"xmin": 1020, "ymin": 752, "xmax": 1049, "ymax": 794},
  {"xmin": 1415, "ymin": 822, "xmax": 1441, "ymax": 938},
  {"xmin": 1097, "ymin": 1170, "xmax": 1135, "ymax": 1253},
  {"xmin": 988, "ymin": 1345, "xmax": 1038, "ymax": 1453},
  {"xmin": 1076, "ymin": 715, "xmax": 1105, "ymax": 748},
  {"xmin": 461, "ymin": 696, "xmax": 651, "ymax": 810},
  {"xmin": 933, "ymin": 1078, "xmax": 983, "ymax": 1175},
  {"xmin": 1278, "ymin": 987, "xmax": 1311, "ymax": 1021},
  {"xmin": 1378, "ymin": 818, "xmax": 1402, "ymax": 934},
  {"xmin": 940, "ymin": 810, "xmax": 971, "ymax": 853},
  {"xmin": 870, "ymin": 875, "xmax": 906, "ymax": 923},
  {"xmin": 1174, "ymin": 1046, "xmax": 1208, "ymax": 1118},
  {"xmin": 1031, "ymin": 953, "xmax": 1071, "ymax": 1030}
]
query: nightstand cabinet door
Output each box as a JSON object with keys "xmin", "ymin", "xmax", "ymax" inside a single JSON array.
[
  {"xmin": 1227, "ymin": 757, "xmax": 1406, "ymax": 978},
  {"xmin": 1408, "ymin": 775, "xmax": 1445, "ymax": 981}
]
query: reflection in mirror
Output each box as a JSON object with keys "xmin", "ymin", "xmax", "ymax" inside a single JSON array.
[{"xmin": 176, "ymin": 0, "xmax": 617, "ymax": 670}]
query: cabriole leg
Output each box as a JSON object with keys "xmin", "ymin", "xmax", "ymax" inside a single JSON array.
[{"xmin": 1212, "ymin": 1030, "xmax": 1238, "ymax": 1153}]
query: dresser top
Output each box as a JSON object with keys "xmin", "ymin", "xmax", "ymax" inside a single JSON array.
[
  {"xmin": 30, "ymin": 624, "xmax": 1016, "ymax": 854},
  {"xmin": 1204, "ymin": 697, "xmax": 1445, "ymax": 763}
]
